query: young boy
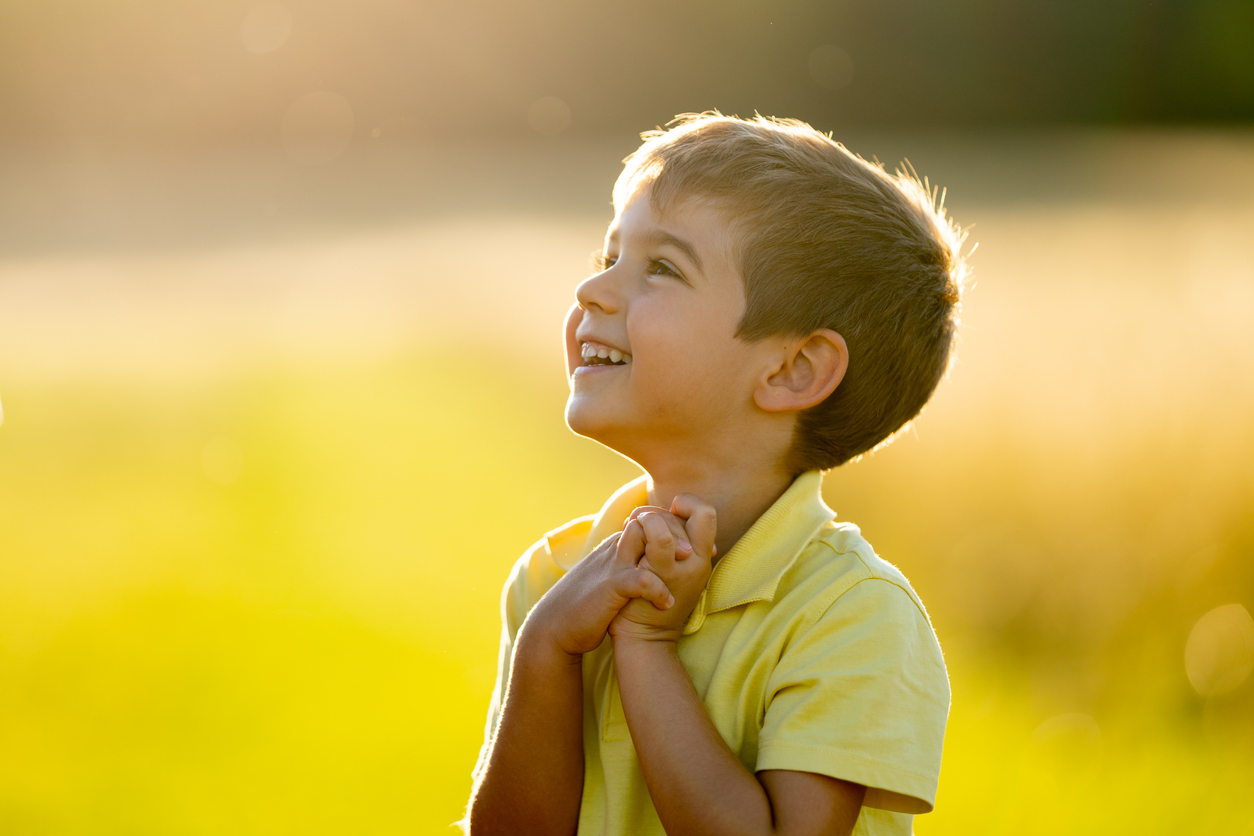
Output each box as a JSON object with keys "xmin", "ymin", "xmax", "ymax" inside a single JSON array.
[{"xmin": 464, "ymin": 113, "xmax": 966, "ymax": 836}]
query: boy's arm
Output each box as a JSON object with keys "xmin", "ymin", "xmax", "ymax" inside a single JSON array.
[
  {"xmin": 612, "ymin": 501, "xmax": 866, "ymax": 836},
  {"xmin": 466, "ymin": 526, "xmax": 673, "ymax": 836},
  {"xmin": 468, "ymin": 619, "xmax": 586, "ymax": 836},
  {"xmin": 612, "ymin": 638, "xmax": 865, "ymax": 836}
]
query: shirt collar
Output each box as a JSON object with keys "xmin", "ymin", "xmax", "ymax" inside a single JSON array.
[{"xmin": 578, "ymin": 471, "xmax": 835, "ymax": 634}]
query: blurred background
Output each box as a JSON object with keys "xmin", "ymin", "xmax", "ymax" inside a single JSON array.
[{"xmin": 2, "ymin": 1, "xmax": 1253, "ymax": 833}]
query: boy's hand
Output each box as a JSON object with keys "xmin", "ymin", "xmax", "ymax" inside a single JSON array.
[
  {"xmin": 525, "ymin": 528, "xmax": 674, "ymax": 658},
  {"xmin": 609, "ymin": 494, "xmax": 716, "ymax": 644}
]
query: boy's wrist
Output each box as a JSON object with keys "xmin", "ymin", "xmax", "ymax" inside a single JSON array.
[
  {"xmin": 516, "ymin": 616, "xmax": 587, "ymax": 667},
  {"xmin": 610, "ymin": 629, "xmax": 680, "ymax": 653}
]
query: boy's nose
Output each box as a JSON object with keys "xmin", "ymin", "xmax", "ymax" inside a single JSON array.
[{"xmin": 575, "ymin": 267, "xmax": 621, "ymax": 315}]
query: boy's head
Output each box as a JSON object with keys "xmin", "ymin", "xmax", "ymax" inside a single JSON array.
[{"xmin": 605, "ymin": 113, "xmax": 967, "ymax": 472}]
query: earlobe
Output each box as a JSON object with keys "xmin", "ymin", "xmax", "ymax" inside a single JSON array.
[{"xmin": 753, "ymin": 329, "xmax": 848, "ymax": 413}]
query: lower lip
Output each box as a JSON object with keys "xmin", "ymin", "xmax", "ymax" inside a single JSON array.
[{"xmin": 572, "ymin": 363, "xmax": 625, "ymax": 376}]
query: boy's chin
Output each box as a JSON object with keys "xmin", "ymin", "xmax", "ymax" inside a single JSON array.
[
  {"xmin": 564, "ymin": 400, "xmax": 652, "ymax": 469},
  {"xmin": 564, "ymin": 399, "xmax": 621, "ymax": 446},
  {"xmin": 564, "ymin": 400, "xmax": 601, "ymax": 439}
]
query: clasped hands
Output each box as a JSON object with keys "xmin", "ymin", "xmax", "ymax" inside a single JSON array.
[{"xmin": 527, "ymin": 495, "xmax": 717, "ymax": 656}]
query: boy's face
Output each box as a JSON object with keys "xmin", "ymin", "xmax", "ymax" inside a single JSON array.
[{"xmin": 564, "ymin": 186, "xmax": 772, "ymax": 464}]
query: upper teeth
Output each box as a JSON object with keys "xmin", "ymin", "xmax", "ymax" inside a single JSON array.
[{"xmin": 581, "ymin": 342, "xmax": 631, "ymax": 364}]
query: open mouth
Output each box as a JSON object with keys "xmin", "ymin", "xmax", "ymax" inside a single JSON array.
[{"xmin": 580, "ymin": 341, "xmax": 632, "ymax": 367}]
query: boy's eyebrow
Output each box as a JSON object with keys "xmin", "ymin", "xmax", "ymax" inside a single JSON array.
[{"xmin": 646, "ymin": 231, "xmax": 704, "ymax": 274}]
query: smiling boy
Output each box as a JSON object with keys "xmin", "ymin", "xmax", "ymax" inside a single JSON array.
[{"xmin": 464, "ymin": 114, "xmax": 967, "ymax": 836}]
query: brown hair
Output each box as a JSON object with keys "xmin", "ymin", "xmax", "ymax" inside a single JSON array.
[{"xmin": 614, "ymin": 113, "xmax": 968, "ymax": 472}]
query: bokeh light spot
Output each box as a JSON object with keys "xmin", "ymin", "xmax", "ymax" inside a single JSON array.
[
  {"xmin": 808, "ymin": 45, "xmax": 854, "ymax": 91},
  {"xmin": 1185, "ymin": 603, "xmax": 1254, "ymax": 697},
  {"xmin": 242, "ymin": 3, "xmax": 293, "ymax": 55},
  {"xmin": 201, "ymin": 436, "xmax": 243, "ymax": 486},
  {"xmin": 527, "ymin": 96, "xmax": 572, "ymax": 137},
  {"xmin": 281, "ymin": 92, "xmax": 355, "ymax": 166}
]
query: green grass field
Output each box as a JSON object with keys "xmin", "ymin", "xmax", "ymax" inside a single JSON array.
[{"xmin": 2, "ymin": 137, "xmax": 1253, "ymax": 833}]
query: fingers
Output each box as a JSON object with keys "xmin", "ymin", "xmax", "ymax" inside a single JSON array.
[
  {"xmin": 626, "ymin": 505, "xmax": 668, "ymax": 524},
  {"xmin": 616, "ymin": 519, "xmax": 646, "ymax": 567},
  {"xmin": 625, "ymin": 506, "xmax": 693, "ymax": 558},
  {"xmin": 669, "ymin": 494, "xmax": 717, "ymax": 560},
  {"xmin": 612, "ymin": 566, "xmax": 674, "ymax": 610},
  {"xmin": 637, "ymin": 511, "xmax": 681, "ymax": 574}
]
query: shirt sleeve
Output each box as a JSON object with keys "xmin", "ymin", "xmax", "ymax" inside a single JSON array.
[{"xmin": 755, "ymin": 577, "xmax": 950, "ymax": 814}]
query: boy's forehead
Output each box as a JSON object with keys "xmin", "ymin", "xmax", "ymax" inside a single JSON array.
[{"xmin": 606, "ymin": 187, "xmax": 734, "ymax": 247}]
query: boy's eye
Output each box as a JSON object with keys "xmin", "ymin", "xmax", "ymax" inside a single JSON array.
[
  {"xmin": 592, "ymin": 252, "xmax": 617, "ymax": 272},
  {"xmin": 646, "ymin": 259, "xmax": 685, "ymax": 282}
]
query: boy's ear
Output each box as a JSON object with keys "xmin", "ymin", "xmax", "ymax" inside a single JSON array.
[{"xmin": 753, "ymin": 329, "xmax": 848, "ymax": 413}]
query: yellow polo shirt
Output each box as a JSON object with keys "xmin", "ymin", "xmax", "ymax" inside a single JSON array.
[{"xmin": 474, "ymin": 471, "xmax": 949, "ymax": 836}]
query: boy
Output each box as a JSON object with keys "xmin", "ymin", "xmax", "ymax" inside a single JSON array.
[{"xmin": 464, "ymin": 113, "xmax": 966, "ymax": 836}]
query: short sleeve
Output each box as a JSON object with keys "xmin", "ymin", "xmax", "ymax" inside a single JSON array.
[{"xmin": 756, "ymin": 578, "xmax": 950, "ymax": 814}]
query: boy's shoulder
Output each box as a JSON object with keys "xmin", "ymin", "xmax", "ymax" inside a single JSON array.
[
  {"xmin": 774, "ymin": 519, "xmax": 941, "ymax": 640},
  {"xmin": 815, "ymin": 521, "xmax": 928, "ymax": 605}
]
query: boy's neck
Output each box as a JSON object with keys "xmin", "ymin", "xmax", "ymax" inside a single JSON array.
[{"xmin": 644, "ymin": 454, "xmax": 796, "ymax": 564}]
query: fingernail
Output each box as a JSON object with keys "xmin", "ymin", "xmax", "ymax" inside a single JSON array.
[{"xmin": 679, "ymin": 539, "xmax": 692, "ymax": 551}]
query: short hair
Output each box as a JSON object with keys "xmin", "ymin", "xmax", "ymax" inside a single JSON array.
[{"xmin": 613, "ymin": 113, "xmax": 969, "ymax": 472}]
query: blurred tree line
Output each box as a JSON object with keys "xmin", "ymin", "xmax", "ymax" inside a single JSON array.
[{"xmin": 1, "ymin": 0, "xmax": 1251, "ymax": 152}]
